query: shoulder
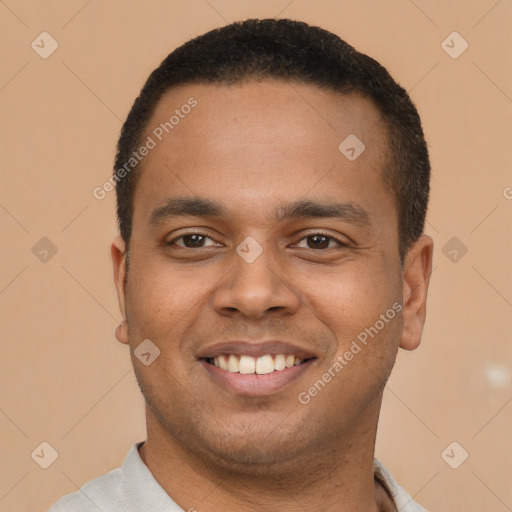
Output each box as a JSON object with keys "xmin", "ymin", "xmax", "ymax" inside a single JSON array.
[
  {"xmin": 47, "ymin": 443, "xmax": 149, "ymax": 512},
  {"xmin": 373, "ymin": 458, "xmax": 429, "ymax": 512},
  {"xmin": 47, "ymin": 466, "xmax": 124, "ymax": 511},
  {"xmin": 47, "ymin": 441, "xmax": 182, "ymax": 512}
]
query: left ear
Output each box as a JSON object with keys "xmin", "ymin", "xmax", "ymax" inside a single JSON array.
[{"xmin": 400, "ymin": 234, "xmax": 434, "ymax": 351}]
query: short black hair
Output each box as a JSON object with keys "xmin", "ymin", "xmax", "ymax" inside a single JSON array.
[{"xmin": 114, "ymin": 18, "xmax": 430, "ymax": 261}]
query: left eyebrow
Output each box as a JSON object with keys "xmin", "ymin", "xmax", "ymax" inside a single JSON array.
[{"xmin": 275, "ymin": 199, "xmax": 371, "ymax": 227}]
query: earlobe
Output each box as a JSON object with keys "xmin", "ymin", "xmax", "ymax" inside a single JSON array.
[
  {"xmin": 115, "ymin": 321, "xmax": 129, "ymax": 345},
  {"xmin": 111, "ymin": 236, "xmax": 130, "ymax": 345},
  {"xmin": 399, "ymin": 235, "xmax": 434, "ymax": 351}
]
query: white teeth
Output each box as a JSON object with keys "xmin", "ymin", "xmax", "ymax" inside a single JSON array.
[
  {"xmin": 239, "ymin": 355, "xmax": 256, "ymax": 374},
  {"xmin": 228, "ymin": 354, "xmax": 239, "ymax": 372},
  {"xmin": 274, "ymin": 354, "xmax": 286, "ymax": 371},
  {"xmin": 211, "ymin": 354, "xmax": 307, "ymax": 374},
  {"xmin": 218, "ymin": 355, "xmax": 229, "ymax": 370},
  {"xmin": 256, "ymin": 355, "xmax": 275, "ymax": 374}
]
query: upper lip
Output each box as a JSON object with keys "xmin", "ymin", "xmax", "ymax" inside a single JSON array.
[{"xmin": 198, "ymin": 341, "xmax": 316, "ymax": 360}]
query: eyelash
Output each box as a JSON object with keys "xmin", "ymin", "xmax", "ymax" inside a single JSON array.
[{"xmin": 166, "ymin": 230, "xmax": 348, "ymax": 249}]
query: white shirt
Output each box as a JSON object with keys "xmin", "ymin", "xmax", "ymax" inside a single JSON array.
[{"xmin": 48, "ymin": 442, "xmax": 427, "ymax": 511}]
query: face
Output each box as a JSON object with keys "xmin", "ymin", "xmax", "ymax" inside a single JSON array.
[{"xmin": 112, "ymin": 80, "xmax": 433, "ymax": 472}]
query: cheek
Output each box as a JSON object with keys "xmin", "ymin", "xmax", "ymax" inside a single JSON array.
[
  {"xmin": 297, "ymin": 260, "xmax": 400, "ymax": 344},
  {"xmin": 125, "ymin": 257, "xmax": 214, "ymax": 340}
]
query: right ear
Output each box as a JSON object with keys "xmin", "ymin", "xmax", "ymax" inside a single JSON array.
[{"xmin": 111, "ymin": 235, "xmax": 129, "ymax": 345}]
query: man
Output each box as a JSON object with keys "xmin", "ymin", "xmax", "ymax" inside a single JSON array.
[{"xmin": 50, "ymin": 18, "xmax": 433, "ymax": 512}]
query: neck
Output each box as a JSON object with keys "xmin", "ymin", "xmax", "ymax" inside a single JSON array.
[{"xmin": 139, "ymin": 398, "xmax": 393, "ymax": 512}]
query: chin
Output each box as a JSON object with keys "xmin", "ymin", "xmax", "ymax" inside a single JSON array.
[
  {"xmin": 193, "ymin": 420, "xmax": 323, "ymax": 474},
  {"xmin": 203, "ymin": 440, "xmax": 303, "ymax": 475}
]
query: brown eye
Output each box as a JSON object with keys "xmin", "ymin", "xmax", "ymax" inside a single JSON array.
[
  {"xmin": 181, "ymin": 234, "xmax": 207, "ymax": 247},
  {"xmin": 308, "ymin": 234, "xmax": 330, "ymax": 249},
  {"xmin": 295, "ymin": 233, "xmax": 344, "ymax": 250},
  {"xmin": 167, "ymin": 232, "xmax": 219, "ymax": 248}
]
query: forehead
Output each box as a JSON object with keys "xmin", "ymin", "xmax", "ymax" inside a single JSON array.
[
  {"xmin": 148, "ymin": 80, "xmax": 387, "ymax": 148},
  {"xmin": 132, "ymin": 80, "xmax": 394, "ymax": 229}
]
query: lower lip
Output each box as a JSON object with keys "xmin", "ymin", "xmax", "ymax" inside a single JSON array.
[{"xmin": 199, "ymin": 359, "xmax": 315, "ymax": 396}]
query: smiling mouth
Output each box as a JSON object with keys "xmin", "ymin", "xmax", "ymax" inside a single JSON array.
[{"xmin": 204, "ymin": 354, "xmax": 315, "ymax": 375}]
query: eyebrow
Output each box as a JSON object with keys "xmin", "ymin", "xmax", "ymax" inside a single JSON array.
[{"xmin": 148, "ymin": 196, "xmax": 371, "ymax": 227}]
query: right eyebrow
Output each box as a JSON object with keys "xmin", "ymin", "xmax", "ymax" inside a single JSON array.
[{"xmin": 148, "ymin": 197, "xmax": 228, "ymax": 226}]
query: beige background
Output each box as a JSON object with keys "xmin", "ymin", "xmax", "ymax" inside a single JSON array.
[{"xmin": 1, "ymin": 1, "xmax": 511, "ymax": 511}]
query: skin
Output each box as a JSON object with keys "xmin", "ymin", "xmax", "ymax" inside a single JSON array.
[{"xmin": 112, "ymin": 80, "xmax": 433, "ymax": 512}]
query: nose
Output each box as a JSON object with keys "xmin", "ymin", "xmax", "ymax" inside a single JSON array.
[{"xmin": 211, "ymin": 241, "xmax": 302, "ymax": 320}]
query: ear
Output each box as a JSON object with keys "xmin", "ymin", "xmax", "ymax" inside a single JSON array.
[
  {"xmin": 111, "ymin": 235, "xmax": 129, "ymax": 345},
  {"xmin": 400, "ymin": 234, "xmax": 434, "ymax": 351}
]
